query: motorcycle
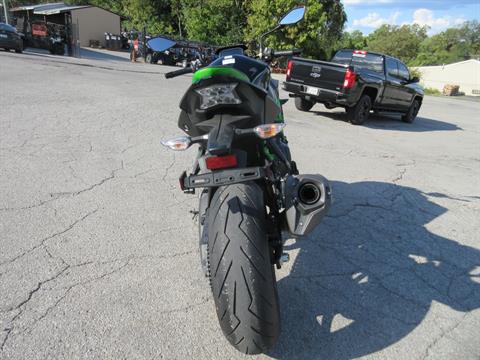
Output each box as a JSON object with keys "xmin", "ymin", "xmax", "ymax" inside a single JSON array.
[
  {"xmin": 48, "ymin": 34, "xmax": 65, "ymax": 55},
  {"xmin": 160, "ymin": 6, "xmax": 331, "ymax": 354}
]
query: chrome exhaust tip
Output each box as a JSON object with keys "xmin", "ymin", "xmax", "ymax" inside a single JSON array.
[
  {"xmin": 284, "ymin": 174, "xmax": 331, "ymax": 236},
  {"xmin": 298, "ymin": 182, "xmax": 321, "ymax": 205}
]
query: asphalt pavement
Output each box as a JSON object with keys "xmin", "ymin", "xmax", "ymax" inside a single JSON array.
[{"xmin": 1, "ymin": 50, "xmax": 479, "ymax": 360}]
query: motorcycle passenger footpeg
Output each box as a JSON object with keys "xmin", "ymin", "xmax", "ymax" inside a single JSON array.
[{"xmin": 179, "ymin": 171, "xmax": 195, "ymax": 194}]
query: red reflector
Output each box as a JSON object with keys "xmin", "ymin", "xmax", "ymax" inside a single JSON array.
[
  {"xmin": 205, "ymin": 154, "xmax": 237, "ymax": 170},
  {"xmin": 286, "ymin": 60, "xmax": 293, "ymax": 79},
  {"xmin": 343, "ymin": 68, "xmax": 357, "ymax": 89}
]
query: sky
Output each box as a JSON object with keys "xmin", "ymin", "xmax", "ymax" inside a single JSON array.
[{"xmin": 343, "ymin": 0, "xmax": 480, "ymax": 34}]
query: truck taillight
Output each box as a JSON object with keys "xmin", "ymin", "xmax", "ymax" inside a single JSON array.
[
  {"xmin": 286, "ymin": 60, "xmax": 293, "ymax": 79},
  {"xmin": 343, "ymin": 69, "xmax": 356, "ymax": 89}
]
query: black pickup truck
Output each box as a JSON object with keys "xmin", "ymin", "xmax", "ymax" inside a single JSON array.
[{"xmin": 283, "ymin": 49, "xmax": 424, "ymax": 125}]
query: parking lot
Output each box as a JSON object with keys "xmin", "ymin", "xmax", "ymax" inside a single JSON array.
[{"xmin": 1, "ymin": 50, "xmax": 479, "ymax": 359}]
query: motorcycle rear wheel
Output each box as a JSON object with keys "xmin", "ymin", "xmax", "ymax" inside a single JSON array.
[{"xmin": 207, "ymin": 182, "xmax": 280, "ymax": 354}]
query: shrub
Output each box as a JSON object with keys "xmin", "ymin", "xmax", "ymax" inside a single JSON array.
[
  {"xmin": 409, "ymin": 67, "xmax": 422, "ymax": 80},
  {"xmin": 424, "ymin": 87, "xmax": 441, "ymax": 95}
]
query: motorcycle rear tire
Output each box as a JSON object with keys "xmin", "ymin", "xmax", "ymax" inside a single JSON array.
[{"xmin": 207, "ymin": 182, "xmax": 280, "ymax": 354}]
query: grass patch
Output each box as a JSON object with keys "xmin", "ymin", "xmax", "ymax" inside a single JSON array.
[{"xmin": 424, "ymin": 87, "xmax": 441, "ymax": 95}]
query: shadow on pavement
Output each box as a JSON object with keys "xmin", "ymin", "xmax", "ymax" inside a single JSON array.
[
  {"xmin": 312, "ymin": 110, "xmax": 462, "ymax": 132},
  {"xmin": 20, "ymin": 47, "xmax": 130, "ymax": 62},
  {"xmin": 79, "ymin": 48, "xmax": 130, "ymax": 62},
  {"xmin": 269, "ymin": 180, "xmax": 479, "ymax": 359}
]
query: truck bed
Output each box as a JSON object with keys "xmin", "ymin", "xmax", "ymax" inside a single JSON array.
[{"xmin": 289, "ymin": 57, "xmax": 348, "ymax": 93}]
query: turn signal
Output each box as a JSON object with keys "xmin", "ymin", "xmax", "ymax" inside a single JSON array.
[
  {"xmin": 161, "ymin": 136, "xmax": 192, "ymax": 151},
  {"xmin": 254, "ymin": 123, "xmax": 286, "ymax": 139}
]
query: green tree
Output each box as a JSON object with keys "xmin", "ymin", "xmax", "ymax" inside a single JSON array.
[
  {"xmin": 337, "ymin": 30, "xmax": 367, "ymax": 51},
  {"xmin": 413, "ymin": 21, "xmax": 480, "ymax": 66},
  {"xmin": 245, "ymin": 0, "xmax": 346, "ymax": 60},
  {"xmin": 367, "ymin": 24, "xmax": 428, "ymax": 65},
  {"xmin": 121, "ymin": 0, "xmax": 179, "ymax": 35},
  {"xmin": 460, "ymin": 20, "xmax": 480, "ymax": 55},
  {"xmin": 181, "ymin": 0, "xmax": 248, "ymax": 45}
]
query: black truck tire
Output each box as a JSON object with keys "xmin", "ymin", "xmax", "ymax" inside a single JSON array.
[
  {"xmin": 294, "ymin": 97, "xmax": 314, "ymax": 112},
  {"xmin": 402, "ymin": 98, "xmax": 421, "ymax": 123},
  {"xmin": 346, "ymin": 94, "xmax": 372, "ymax": 125},
  {"xmin": 15, "ymin": 41, "xmax": 23, "ymax": 54},
  {"xmin": 207, "ymin": 182, "xmax": 280, "ymax": 354}
]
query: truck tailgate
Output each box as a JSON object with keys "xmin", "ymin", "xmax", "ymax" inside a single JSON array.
[{"xmin": 290, "ymin": 57, "xmax": 348, "ymax": 92}]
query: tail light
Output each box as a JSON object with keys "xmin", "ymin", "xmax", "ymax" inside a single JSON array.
[
  {"xmin": 205, "ymin": 154, "xmax": 237, "ymax": 170},
  {"xmin": 286, "ymin": 60, "xmax": 293, "ymax": 79},
  {"xmin": 194, "ymin": 83, "xmax": 241, "ymax": 110},
  {"xmin": 343, "ymin": 68, "xmax": 357, "ymax": 89}
]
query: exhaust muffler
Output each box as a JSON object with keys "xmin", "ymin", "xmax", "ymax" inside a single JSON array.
[{"xmin": 284, "ymin": 174, "xmax": 331, "ymax": 236}]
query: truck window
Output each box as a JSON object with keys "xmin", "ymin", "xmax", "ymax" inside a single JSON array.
[
  {"xmin": 332, "ymin": 50, "xmax": 384, "ymax": 74},
  {"xmin": 386, "ymin": 57, "xmax": 398, "ymax": 78},
  {"xmin": 397, "ymin": 61, "xmax": 410, "ymax": 81}
]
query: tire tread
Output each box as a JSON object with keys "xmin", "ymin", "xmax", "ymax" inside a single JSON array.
[{"xmin": 207, "ymin": 182, "xmax": 280, "ymax": 354}]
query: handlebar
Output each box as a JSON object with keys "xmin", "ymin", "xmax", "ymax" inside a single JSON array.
[{"xmin": 165, "ymin": 67, "xmax": 194, "ymax": 79}]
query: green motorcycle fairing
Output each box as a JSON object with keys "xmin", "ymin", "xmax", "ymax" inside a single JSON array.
[{"xmin": 192, "ymin": 67, "xmax": 250, "ymax": 84}]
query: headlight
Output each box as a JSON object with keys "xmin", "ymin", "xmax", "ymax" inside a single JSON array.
[{"xmin": 195, "ymin": 83, "xmax": 241, "ymax": 110}]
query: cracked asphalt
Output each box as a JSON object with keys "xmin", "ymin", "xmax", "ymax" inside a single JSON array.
[{"xmin": 1, "ymin": 50, "xmax": 479, "ymax": 360}]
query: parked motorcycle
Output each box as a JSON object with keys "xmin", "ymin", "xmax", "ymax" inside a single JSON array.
[
  {"xmin": 48, "ymin": 34, "xmax": 65, "ymax": 55},
  {"xmin": 161, "ymin": 6, "xmax": 331, "ymax": 354}
]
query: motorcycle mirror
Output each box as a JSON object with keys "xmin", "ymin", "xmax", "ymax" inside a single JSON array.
[{"xmin": 279, "ymin": 6, "xmax": 306, "ymax": 26}]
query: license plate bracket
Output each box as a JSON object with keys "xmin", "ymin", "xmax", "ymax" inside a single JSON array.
[
  {"xmin": 305, "ymin": 86, "xmax": 320, "ymax": 96},
  {"xmin": 185, "ymin": 166, "xmax": 265, "ymax": 189}
]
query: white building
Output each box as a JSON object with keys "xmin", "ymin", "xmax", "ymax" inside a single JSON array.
[{"xmin": 414, "ymin": 59, "xmax": 480, "ymax": 96}]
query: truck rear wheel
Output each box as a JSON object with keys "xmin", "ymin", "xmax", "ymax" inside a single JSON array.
[
  {"xmin": 346, "ymin": 94, "xmax": 372, "ymax": 125},
  {"xmin": 294, "ymin": 97, "xmax": 314, "ymax": 112},
  {"xmin": 207, "ymin": 182, "xmax": 280, "ymax": 354}
]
